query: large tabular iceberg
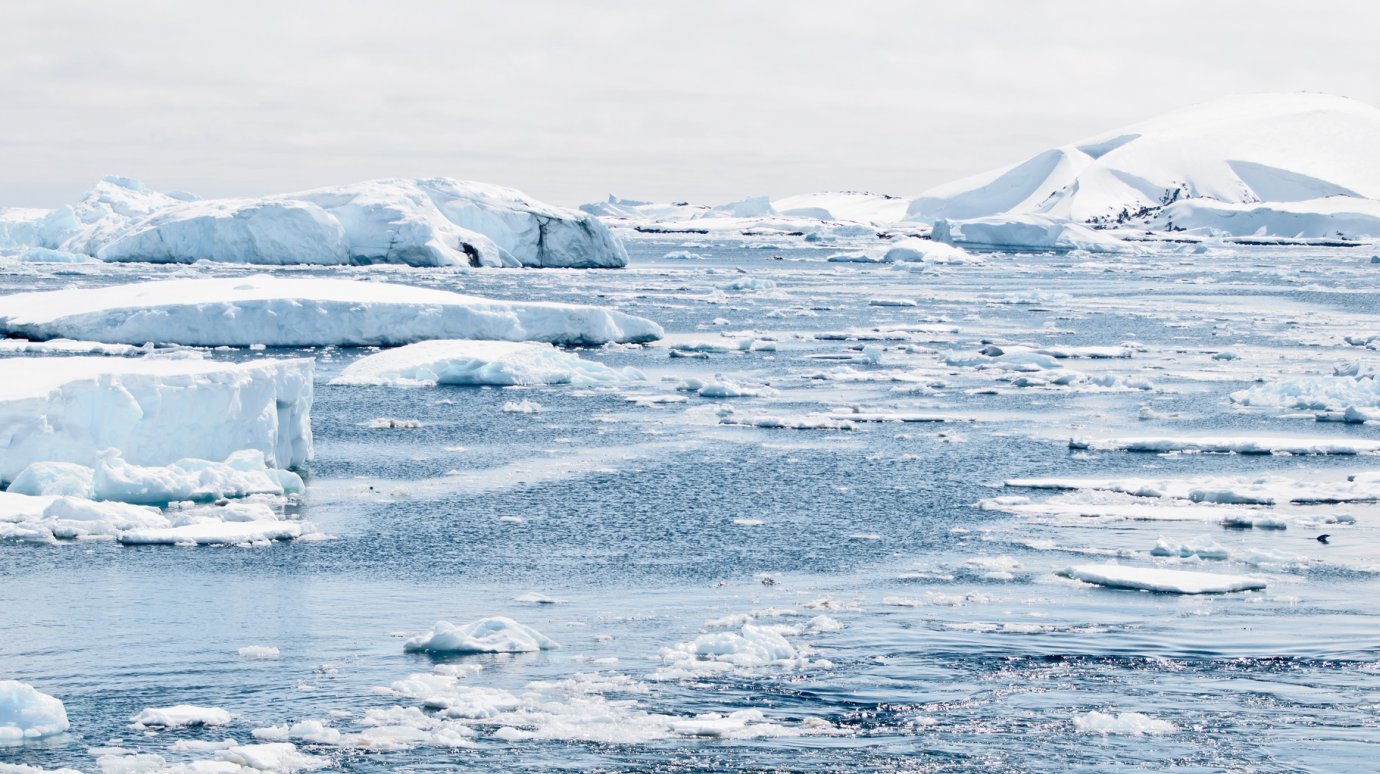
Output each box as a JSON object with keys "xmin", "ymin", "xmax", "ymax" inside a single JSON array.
[
  {"xmin": 332, "ymin": 340, "xmax": 634, "ymax": 387},
  {"xmin": 2, "ymin": 176, "xmax": 628, "ymax": 268},
  {"xmin": 0, "ymin": 356, "xmax": 313, "ymax": 483},
  {"xmin": 0, "ymin": 275, "xmax": 663, "ymax": 347}
]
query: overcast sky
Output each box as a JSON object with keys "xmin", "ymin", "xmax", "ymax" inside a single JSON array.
[{"xmin": 3, "ymin": 0, "xmax": 1378, "ymax": 209}]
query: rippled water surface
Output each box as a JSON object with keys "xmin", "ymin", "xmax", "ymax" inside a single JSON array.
[{"xmin": 3, "ymin": 239, "xmax": 1380, "ymax": 771}]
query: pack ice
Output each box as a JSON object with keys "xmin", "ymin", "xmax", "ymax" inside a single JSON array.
[
  {"xmin": 0, "ymin": 275, "xmax": 663, "ymax": 347},
  {"xmin": 0, "ymin": 357, "xmax": 312, "ymax": 483},
  {"xmin": 0, "ymin": 176, "xmax": 628, "ymax": 268}
]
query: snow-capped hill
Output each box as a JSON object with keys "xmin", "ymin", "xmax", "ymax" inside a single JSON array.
[
  {"xmin": 906, "ymin": 93, "xmax": 1380, "ymax": 232},
  {"xmin": 8, "ymin": 176, "xmax": 628, "ymax": 268}
]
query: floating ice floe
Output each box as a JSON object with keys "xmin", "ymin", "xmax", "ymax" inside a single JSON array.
[
  {"xmin": 0, "ymin": 681, "xmax": 69, "ymax": 743},
  {"xmin": 1073, "ymin": 710, "xmax": 1176, "ymax": 736},
  {"xmin": 0, "ymin": 275, "xmax": 663, "ymax": 347},
  {"xmin": 719, "ymin": 415, "xmax": 856, "ymax": 431},
  {"xmin": 1058, "ymin": 563, "xmax": 1266, "ymax": 594},
  {"xmin": 331, "ymin": 340, "xmax": 637, "ymax": 387},
  {"xmin": 238, "ymin": 645, "xmax": 281, "ymax": 660},
  {"xmin": 1004, "ymin": 471, "xmax": 1380, "ymax": 505},
  {"xmin": 403, "ymin": 617, "xmax": 558, "ymax": 654},
  {"xmin": 9, "ymin": 450, "xmax": 302, "ymax": 505},
  {"xmin": 678, "ymin": 375, "xmax": 775, "ymax": 399},
  {"xmin": 131, "ymin": 704, "xmax": 232, "ymax": 729},
  {"xmin": 0, "ymin": 356, "xmax": 312, "ymax": 483},
  {"xmin": 11, "ymin": 175, "xmax": 627, "ymax": 268},
  {"xmin": 1068, "ymin": 435, "xmax": 1380, "ymax": 455}
]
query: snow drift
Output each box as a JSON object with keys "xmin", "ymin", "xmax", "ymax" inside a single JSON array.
[
  {"xmin": 3, "ymin": 176, "xmax": 628, "ymax": 268},
  {"xmin": 0, "ymin": 275, "xmax": 663, "ymax": 347},
  {"xmin": 0, "ymin": 356, "xmax": 313, "ymax": 483}
]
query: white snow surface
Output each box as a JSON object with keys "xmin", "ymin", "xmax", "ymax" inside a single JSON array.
[
  {"xmin": 12, "ymin": 176, "xmax": 628, "ymax": 268},
  {"xmin": 1059, "ymin": 563, "xmax": 1266, "ymax": 594},
  {"xmin": 331, "ymin": 340, "xmax": 632, "ymax": 387},
  {"xmin": 0, "ymin": 681, "xmax": 69, "ymax": 743},
  {"xmin": 906, "ymin": 93, "xmax": 1380, "ymax": 236},
  {"xmin": 403, "ymin": 617, "xmax": 559, "ymax": 654},
  {"xmin": 0, "ymin": 275, "xmax": 663, "ymax": 347},
  {"xmin": 0, "ymin": 356, "xmax": 312, "ymax": 482}
]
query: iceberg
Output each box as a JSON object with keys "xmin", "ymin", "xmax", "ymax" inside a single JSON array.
[
  {"xmin": 932, "ymin": 214, "xmax": 1130, "ymax": 253},
  {"xmin": 0, "ymin": 681, "xmax": 69, "ymax": 743},
  {"xmin": 0, "ymin": 357, "xmax": 312, "ymax": 483},
  {"xmin": 0, "ymin": 275, "xmax": 663, "ymax": 347},
  {"xmin": 15, "ymin": 176, "xmax": 628, "ymax": 268},
  {"xmin": 331, "ymin": 340, "xmax": 632, "ymax": 387}
]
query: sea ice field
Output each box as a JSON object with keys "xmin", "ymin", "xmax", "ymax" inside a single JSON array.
[{"xmin": 3, "ymin": 236, "xmax": 1380, "ymax": 772}]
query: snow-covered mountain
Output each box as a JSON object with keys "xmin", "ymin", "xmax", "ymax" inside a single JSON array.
[
  {"xmin": 0, "ymin": 176, "xmax": 628, "ymax": 268},
  {"xmin": 905, "ymin": 93, "xmax": 1380, "ymax": 238}
]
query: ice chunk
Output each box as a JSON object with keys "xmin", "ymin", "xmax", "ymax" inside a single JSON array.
[
  {"xmin": 0, "ymin": 275, "xmax": 663, "ymax": 347},
  {"xmin": 0, "ymin": 681, "xmax": 69, "ymax": 743},
  {"xmin": 331, "ymin": 340, "xmax": 631, "ymax": 387},
  {"xmin": 1058, "ymin": 564, "xmax": 1265, "ymax": 594},
  {"xmin": 130, "ymin": 704, "xmax": 231, "ymax": 728},
  {"xmin": 403, "ymin": 617, "xmax": 558, "ymax": 654},
  {"xmin": 237, "ymin": 645, "xmax": 281, "ymax": 660},
  {"xmin": 0, "ymin": 356, "xmax": 312, "ymax": 482}
]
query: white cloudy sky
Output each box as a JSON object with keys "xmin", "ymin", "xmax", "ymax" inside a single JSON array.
[{"xmin": 3, "ymin": 0, "xmax": 1378, "ymax": 208}]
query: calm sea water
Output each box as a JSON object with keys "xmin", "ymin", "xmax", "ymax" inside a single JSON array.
[{"xmin": 3, "ymin": 239, "xmax": 1379, "ymax": 771}]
